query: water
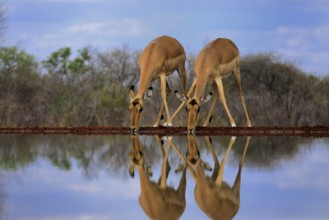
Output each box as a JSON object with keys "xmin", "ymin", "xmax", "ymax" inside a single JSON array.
[{"xmin": 0, "ymin": 135, "xmax": 328, "ymax": 220}]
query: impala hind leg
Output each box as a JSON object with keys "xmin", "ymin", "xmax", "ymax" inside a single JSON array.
[
  {"xmin": 233, "ymin": 67, "xmax": 251, "ymax": 127},
  {"xmin": 215, "ymin": 77, "xmax": 236, "ymax": 127},
  {"xmin": 154, "ymin": 104, "xmax": 165, "ymax": 127},
  {"xmin": 178, "ymin": 60, "xmax": 187, "ymax": 94}
]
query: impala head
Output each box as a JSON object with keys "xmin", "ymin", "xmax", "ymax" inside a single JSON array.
[
  {"xmin": 186, "ymin": 135, "xmax": 201, "ymax": 166},
  {"xmin": 129, "ymin": 86, "xmax": 153, "ymax": 134},
  {"xmin": 129, "ymin": 134, "xmax": 149, "ymax": 178},
  {"xmin": 175, "ymin": 90, "xmax": 212, "ymax": 134}
]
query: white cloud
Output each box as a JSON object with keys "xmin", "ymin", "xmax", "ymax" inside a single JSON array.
[
  {"xmin": 66, "ymin": 22, "xmax": 104, "ymax": 33},
  {"xmin": 62, "ymin": 19, "xmax": 154, "ymax": 38}
]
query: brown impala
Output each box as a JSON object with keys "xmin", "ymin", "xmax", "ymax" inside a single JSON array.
[
  {"xmin": 186, "ymin": 135, "xmax": 250, "ymax": 220},
  {"xmin": 129, "ymin": 35, "xmax": 187, "ymax": 133},
  {"xmin": 175, "ymin": 38, "xmax": 251, "ymax": 134},
  {"xmin": 129, "ymin": 135, "xmax": 187, "ymax": 220}
]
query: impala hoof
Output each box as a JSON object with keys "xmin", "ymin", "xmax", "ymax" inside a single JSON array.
[{"xmin": 163, "ymin": 122, "xmax": 173, "ymax": 127}]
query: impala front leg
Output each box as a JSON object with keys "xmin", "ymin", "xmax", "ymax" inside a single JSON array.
[
  {"xmin": 160, "ymin": 74, "xmax": 172, "ymax": 126},
  {"xmin": 171, "ymin": 79, "xmax": 197, "ymax": 121},
  {"xmin": 203, "ymin": 94, "xmax": 217, "ymax": 127},
  {"xmin": 215, "ymin": 77, "xmax": 236, "ymax": 127}
]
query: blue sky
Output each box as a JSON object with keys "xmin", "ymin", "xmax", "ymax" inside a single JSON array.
[{"xmin": 4, "ymin": 0, "xmax": 329, "ymax": 76}]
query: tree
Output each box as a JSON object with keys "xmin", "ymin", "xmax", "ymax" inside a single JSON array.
[{"xmin": 0, "ymin": 47, "xmax": 41, "ymax": 126}]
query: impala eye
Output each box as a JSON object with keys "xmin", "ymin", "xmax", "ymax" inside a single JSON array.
[
  {"xmin": 197, "ymin": 107, "xmax": 200, "ymax": 113},
  {"xmin": 138, "ymin": 107, "xmax": 143, "ymax": 113},
  {"xmin": 185, "ymin": 107, "xmax": 188, "ymax": 112}
]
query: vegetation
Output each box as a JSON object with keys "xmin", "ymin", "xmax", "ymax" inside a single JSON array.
[{"xmin": 0, "ymin": 45, "xmax": 328, "ymax": 127}]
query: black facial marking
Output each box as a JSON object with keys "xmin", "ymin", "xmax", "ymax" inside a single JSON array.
[
  {"xmin": 190, "ymin": 99, "xmax": 198, "ymax": 106},
  {"xmin": 132, "ymin": 101, "xmax": 139, "ymax": 106}
]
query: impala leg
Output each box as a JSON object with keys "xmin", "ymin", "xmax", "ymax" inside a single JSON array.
[
  {"xmin": 171, "ymin": 79, "xmax": 197, "ymax": 121},
  {"xmin": 215, "ymin": 136, "xmax": 236, "ymax": 187},
  {"xmin": 154, "ymin": 103, "xmax": 165, "ymax": 127},
  {"xmin": 232, "ymin": 136, "xmax": 251, "ymax": 199},
  {"xmin": 204, "ymin": 137, "xmax": 220, "ymax": 180},
  {"xmin": 233, "ymin": 67, "xmax": 251, "ymax": 127},
  {"xmin": 160, "ymin": 74, "xmax": 172, "ymax": 126},
  {"xmin": 178, "ymin": 60, "xmax": 187, "ymax": 94},
  {"xmin": 177, "ymin": 164, "xmax": 187, "ymax": 200},
  {"xmin": 203, "ymin": 82, "xmax": 218, "ymax": 126},
  {"xmin": 159, "ymin": 137, "xmax": 172, "ymax": 189},
  {"xmin": 155, "ymin": 81, "xmax": 171, "ymax": 126},
  {"xmin": 203, "ymin": 94, "xmax": 217, "ymax": 126},
  {"xmin": 215, "ymin": 77, "xmax": 236, "ymax": 127},
  {"xmin": 155, "ymin": 136, "xmax": 171, "ymax": 180}
]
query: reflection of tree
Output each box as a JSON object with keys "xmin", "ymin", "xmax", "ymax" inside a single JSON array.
[
  {"xmin": 0, "ymin": 135, "xmax": 40, "ymax": 170},
  {"xmin": 230, "ymin": 136, "xmax": 313, "ymax": 169},
  {"xmin": 0, "ymin": 134, "xmax": 321, "ymax": 177}
]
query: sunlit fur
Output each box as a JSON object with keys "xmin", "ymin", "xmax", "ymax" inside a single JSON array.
[
  {"xmin": 186, "ymin": 98, "xmax": 201, "ymax": 134},
  {"xmin": 128, "ymin": 135, "xmax": 144, "ymax": 177},
  {"xmin": 129, "ymin": 135, "xmax": 187, "ymax": 220},
  {"xmin": 175, "ymin": 38, "xmax": 251, "ymax": 134},
  {"xmin": 129, "ymin": 97, "xmax": 144, "ymax": 133},
  {"xmin": 129, "ymin": 35, "xmax": 187, "ymax": 131},
  {"xmin": 186, "ymin": 135, "xmax": 201, "ymax": 165}
]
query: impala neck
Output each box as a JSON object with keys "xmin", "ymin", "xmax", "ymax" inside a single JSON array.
[
  {"xmin": 194, "ymin": 163, "xmax": 208, "ymax": 189},
  {"xmin": 193, "ymin": 73, "xmax": 209, "ymax": 100},
  {"xmin": 136, "ymin": 70, "xmax": 153, "ymax": 98},
  {"xmin": 137, "ymin": 165, "xmax": 151, "ymax": 191}
]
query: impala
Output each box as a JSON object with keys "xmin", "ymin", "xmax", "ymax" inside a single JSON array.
[
  {"xmin": 186, "ymin": 135, "xmax": 251, "ymax": 220},
  {"xmin": 175, "ymin": 38, "xmax": 251, "ymax": 134},
  {"xmin": 129, "ymin": 35, "xmax": 187, "ymax": 133},
  {"xmin": 129, "ymin": 135, "xmax": 187, "ymax": 220}
]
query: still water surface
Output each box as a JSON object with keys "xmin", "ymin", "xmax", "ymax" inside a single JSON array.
[{"xmin": 0, "ymin": 135, "xmax": 328, "ymax": 220}]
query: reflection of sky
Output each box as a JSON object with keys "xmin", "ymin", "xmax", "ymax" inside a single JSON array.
[{"xmin": 1, "ymin": 138, "xmax": 329, "ymax": 220}]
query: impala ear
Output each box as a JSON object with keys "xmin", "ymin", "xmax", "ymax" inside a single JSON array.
[
  {"xmin": 129, "ymin": 165, "xmax": 135, "ymax": 178},
  {"xmin": 175, "ymin": 90, "xmax": 188, "ymax": 102},
  {"xmin": 129, "ymin": 85, "xmax": 135, "ymax": 100},
  {"xmin": 200, "ymin": 92, "xmax": 212, "ymax": 104},
  {"xmin": 144, "ymin": 87, "xmax": 153, "ymax": 100}
]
